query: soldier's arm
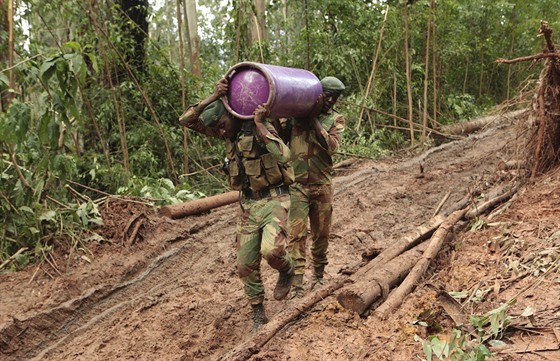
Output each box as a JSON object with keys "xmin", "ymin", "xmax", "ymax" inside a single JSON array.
[
  {"xmin": 313, "ymin": 113, "xmax": 345, "ymax": 156},
  {"xmin": 178, "ymin": 78, "xmax": 228, "ymax": 139},
  {"xmin": 254, "ymin": 105, "xmax": 291, "ymax": 164}
]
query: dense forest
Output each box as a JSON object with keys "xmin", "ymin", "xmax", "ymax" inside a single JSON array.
[{"xmin": 1, "ymin": 0, "xmax": 559, "ymax": 265}]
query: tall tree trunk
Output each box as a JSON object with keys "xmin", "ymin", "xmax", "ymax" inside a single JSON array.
[
  {"xmin": 249, "ymin": 0, "xmax": 266, "ymax": 45},
  {"xmin": 0, "ymin": 0, "xmax": 14, "ymax": 109},
  {"xmin": 357, "ymin": 5, "xmax": 389, "ymax": 132},
  {"xmin": 304, "ymin": 0, "xmax": 310, "ymax": 69},
  {"xmin": 185, "ymin": 0, "xmax": 201, "ymax": 78},
  {"xmin": 404, "ymin": 1, "xmax": 414, "ymax": 144},
  {"xmin": 117, "ymin": 0, "xmax": 149, "ymax": 73},
  {"xmin": 176, "ymin": 0, "xmax": 189, "ymax": 174},
  {"xmin": 422, "ymin": 0, "xmax": 433, "ymax": 141},
  {"xmin": 432, "ymin": 3, "xmax": 438, "ymax": 128}
]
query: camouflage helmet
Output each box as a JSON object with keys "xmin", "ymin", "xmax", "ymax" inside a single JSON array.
[
  {"xmin": 320, "ymin": 76, "xmax": 345, "ymax": 94},
  {"xmin": 200, "ymin": 100, "xmax": 227, "ymax": 127}
]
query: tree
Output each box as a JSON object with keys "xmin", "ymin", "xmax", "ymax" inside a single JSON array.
[
  {"xmin": 117, "ymin": 0, "xmax": 149, "ymax": 72},
  {"xmin": 185, "ymin": 0, "xmax": 201, "ymax": 77}
]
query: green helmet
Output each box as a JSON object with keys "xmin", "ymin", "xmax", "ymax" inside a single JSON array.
[
  {"xmin": 200, "ymin": 100, "xmax": 226, "ymax": 127},
  {"xmin": 320, "ymin": 76, "xmax": 345, "ymax": 94}
]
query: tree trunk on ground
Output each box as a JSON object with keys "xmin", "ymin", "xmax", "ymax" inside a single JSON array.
[
  {"xmin": 159, "ymin": 191, "xmax": 239, "ymax": 219},
  {"xmin": 337, "ymin": 181, "xmax": 520, "ymax": 315},
  {"xmin": 345, "ymin": 195, "xmax": 470, "ymax": 282},
  {"xmin": 437, "ymin": 109, "xmax": 527, "ymax": 136},
  {"xmin": 337, "ymin": 242, "xmax": 429, "ymax": 315},
  {"xmin": 373, "ymin": 208, "xmax": 468, "ymax": 318}
]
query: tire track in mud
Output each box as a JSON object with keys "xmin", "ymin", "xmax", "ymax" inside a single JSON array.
[{"xmin": 0, "ymin": 212, "xmax": 237, "ymax": 361}]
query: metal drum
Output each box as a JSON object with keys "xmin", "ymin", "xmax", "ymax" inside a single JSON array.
[{"xmin": 223, "ymin": 62, "xmax": 322, "ymax": 119}]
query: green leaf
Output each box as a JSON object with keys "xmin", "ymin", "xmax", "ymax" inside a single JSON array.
[
  {"xmin": 63, "ymin": 41, "xmax": 82, "ymax": 51},
  {"xmin": 39, "ymin": 210, "xmax": 57, "ymax": 222},
  {"xmin": 422, "ymin": 340, "xmax": 433, "ymax": 361},
  {"xmin": 19, "ymin": 206, "xmax": 35, "ymax": 215},
  {"xmin": 40, "ymin": 57, "xmax": 58, "ymax": 83},
  {"xmin": 0, "ymin": 72, "xmax": 9, "ymax": 86}
]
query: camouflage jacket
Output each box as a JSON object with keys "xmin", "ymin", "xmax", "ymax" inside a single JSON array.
[
  {"xmin": 282, "ymin": 109, "xmax": 345, "ymax": 185},
  {"xmin": 180, "ymin": 104, "xmax": 294, "ymax": 192}
]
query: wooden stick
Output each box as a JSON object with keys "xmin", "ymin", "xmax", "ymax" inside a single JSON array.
[
  {"xmin": 221, "ymin": 278, "xmax": 348, "ymax": 361},
  {"xmin": 465, "ymin": 183, "xmax": 520, "ymax": 219},
  {"xmin": 432, "ymin": 191, "xmax": 451, "ymax": 218},
  {"xmin": 0, "ymin": 247, "xmax": 28, "ymax": 270},
  {"xmin": 496, "ymin": 52, "xmax": 560, "ymax": 64}
]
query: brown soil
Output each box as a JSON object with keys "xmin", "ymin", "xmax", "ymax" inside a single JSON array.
[{"xmin": 1, "ymin": 116, "xmax": 559, "ymax": 361}]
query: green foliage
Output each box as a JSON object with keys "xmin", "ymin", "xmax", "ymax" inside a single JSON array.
[
  {"xmin": 116, "ymin": 176, "xmax": 207, "ymax": 206},
  {"xmin": 3, "ymin": 0, "xmax": 560, "ymax": 265},
  {"xmin": 422, "ymin": 329, "xmax": 491, "ymax": 361},
  {"xmin": 421, "ymin": 299, "xmax": 515, "ymax": 361}
]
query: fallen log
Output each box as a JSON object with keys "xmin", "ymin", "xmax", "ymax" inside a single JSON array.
[
  {"xmin": 370, "ymin": 183, "xmax": 520, "ymax": 318},
  {"xmin": 334, "ymin": 195, "xmax": 469, "ymax": 314},
  {"xmin": 465, "ymin": 183, "xmax": 520, "ymax": 220},
  {"xmin": 373, "ymin": 208, "xmax": 468, "ymax": 319},
  {"xmin": 348, "ymin": 195, "xmax": 470, "ymax": 281},
  {"xmin": 337, "ymin": 242, "xmax": 429, "ymax": 315},
  {"xmin": 437, "ymin": 109, "xmax": 527, "ymax": 136},
  {"xmin": 158, "ymin": 191, "xmax": 239, "ymax": 219}
]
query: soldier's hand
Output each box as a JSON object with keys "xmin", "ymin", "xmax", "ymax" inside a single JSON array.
[
  {"xmin": 253, "ymin": 104, "xmax": 269, "ymax": 124},
  {"xmin": 309, "ymin": 93, "xmax": 324, "ymax": 119},
  {"xmin": 214, "ymin": 78, "xmax": 228, "ymax": 97}
]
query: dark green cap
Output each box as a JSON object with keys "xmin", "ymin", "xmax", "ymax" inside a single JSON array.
[
  {"xmin": 320, "ymin": 76, "xmax": 345, "ymax": 93},
  {"xmin": 200, "ymin": 100, "xmax": 226, "ymax": 127}
]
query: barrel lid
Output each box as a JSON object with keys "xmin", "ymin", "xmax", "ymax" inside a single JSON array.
[{"xmin": 224, "ymin": 63, "xmax": 271, "ymax": 119}]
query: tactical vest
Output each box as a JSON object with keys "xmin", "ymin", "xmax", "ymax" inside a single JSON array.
[{"xmin": 225, "ymin": 122, "xmax": 295, "ymax": 192}]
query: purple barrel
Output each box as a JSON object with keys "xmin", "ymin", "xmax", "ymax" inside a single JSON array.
[{"xmin": 222, "ymin": 62, "xmax": 322, "ymax": 119}]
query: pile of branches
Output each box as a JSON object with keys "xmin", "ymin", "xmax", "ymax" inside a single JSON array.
[
  {"xmin": 525, "ymin": 21, "xmax": 560, "ymax": 177},
  {"xmin": 497, "ymin": 21, "xmax": 560, "ymax": 177}
]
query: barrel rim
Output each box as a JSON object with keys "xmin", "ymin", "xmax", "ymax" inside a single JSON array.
[{"xmin": 222, "ymin": 61, "xmax": 275, "ymax": 120}]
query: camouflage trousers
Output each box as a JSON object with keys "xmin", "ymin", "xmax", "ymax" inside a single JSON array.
[
  {"xmin": 236, "ymin": 193, "xmax": 293, "ymax": 305},
  {"xmin": 287, "ymin": 183, "xmax": 333, "ymax": 276}
]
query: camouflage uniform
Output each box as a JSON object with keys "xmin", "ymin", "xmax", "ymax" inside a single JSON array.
[
  {"xmin": 285, "ymin": 109, "xmax": 345, "ymax": 278},
  {"xmin": 180, "ymin": 103, "xmax": 294, "ymax": 304}
]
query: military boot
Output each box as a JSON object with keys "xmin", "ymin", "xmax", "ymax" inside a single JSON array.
[
  {"xmin": 251, "ymin": 303, "xmax": 268, "ymax": 332},
  {"xmin": 290, "ymin": 274, "xmax": 304, "ymax": 299},
  {"xmin": 310, "ymin": 265, "xmax": 325, "ymax": 290},
  {"xmin": 273, "ymin": 265, "xmax": 294, "ymax": 300}
]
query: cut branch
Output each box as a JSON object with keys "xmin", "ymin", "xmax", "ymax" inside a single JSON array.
[{"xmin": 159, "ymin": 191, "xmax": 239, "ymax": 219}]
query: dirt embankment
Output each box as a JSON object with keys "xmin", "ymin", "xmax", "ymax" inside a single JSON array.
[{"xmin": 1, "ymin": 116, "xmax": 559, "ymax": 361}]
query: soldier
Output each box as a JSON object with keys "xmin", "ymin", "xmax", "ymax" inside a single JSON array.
[
  {"xmin": 179, "ymin": 78, "xmax": 295, "ymax": 332},
  {"xmin": 279, "ymin": 76, "xmax": 346, "ymax": 298}
]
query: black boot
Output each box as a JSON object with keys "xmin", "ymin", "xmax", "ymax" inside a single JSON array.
[
  {"xmin": 310, "ymin": 265, "xmax": 325, "ymax": 290},
  {"xmin": 290, "ymin": 274, "xmax": 304, "ymax": 299},
  {"xmin": 251, "ymin": 303, "xmax": 268, "ymax": 332},
  {"xmin": 273, "ymin": 266, "xmax": 294, "ymax": 300}
]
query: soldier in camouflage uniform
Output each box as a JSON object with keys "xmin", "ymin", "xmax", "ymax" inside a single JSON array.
[
  {"xmin": 279, "ymin": 76, "xmax": 346, "ymax": 298},
  {"xmin": 179, "ymin": 78, "xmax": 295, "ymax": 332}
]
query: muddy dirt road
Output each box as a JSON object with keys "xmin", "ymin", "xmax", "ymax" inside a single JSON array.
[{"xmin": 1, "ymin": 113, "xmax": 559, "ymax": 361}]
